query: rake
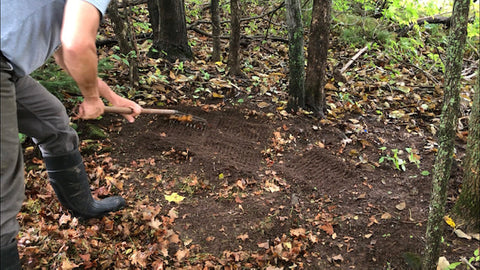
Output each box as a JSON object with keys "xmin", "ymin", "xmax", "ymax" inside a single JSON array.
[{"xmin": 103, "ymin": 106, "xmax": 207, "ymax": 129}]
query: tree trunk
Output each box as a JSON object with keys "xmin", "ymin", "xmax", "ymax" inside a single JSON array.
[
  {"xmin": 304, "ymin": 0, "xmax": 331, "ymax": 117},
  {"xmin": 453, "ymin": 70, "xmax": 480, "ymax": 232},
  {"xmin": 211, "ymin": 0, "xmax": 221, "ymax": 62},
  {"xmin": 285, "ymin": 0, "xmax": 305, "ymax": 112},
  {"xmin": 228, "ymin": 0, "xmax": 243, "ymax": 76},
  {"xmin": 422, "ymin": 0, "xmax": 470, "ymax": 269},
  {"xmin": 108, "ymin": 0, "xmax": 139, "ymax": 87},
  {"xmin": 147, "ymin": 0, "xmax": 192, "ymax": 62}
]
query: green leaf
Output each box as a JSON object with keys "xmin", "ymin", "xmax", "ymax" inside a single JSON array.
[
  {"xmin": 448, "ymin": 262, "xmax": 462, "ymax": 269},
  {"xmin": 421, "ymin": 170, "xmax": 430, "ymax": 176}
]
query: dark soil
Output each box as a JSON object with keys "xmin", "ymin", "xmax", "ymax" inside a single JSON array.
[{"xmin": 94, "ymin": 102, "xmax": 477, "ymax": 269}]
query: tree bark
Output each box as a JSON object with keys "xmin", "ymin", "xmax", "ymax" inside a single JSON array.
[
  {"xmin": 108, "ymin": 0, "xmax": 139, "ymax": 87},
  {"xmin": 285, "ymin": 0, "xmax": 305, "ymax": 112},
  {"xmin": 211, "ymin": 0, "xmax": 221, "ymax": 62},
  {"xmin": 228, "ymin": 0, "xmax": 243, "ymax": 76},
  {"xmin": 304, "ymin": 0, "xmax": 331, "ymax": 117},
  {"xmin": 147, "ymin": 0, "xmax": 193, "ymax": 62},
  {"xmin": 453, "ymin": 70, "xmax": 480, "ymax": 232},
  {"xmin": 422, "ymin": 0, "xmax": 470, "ymax": 269}
]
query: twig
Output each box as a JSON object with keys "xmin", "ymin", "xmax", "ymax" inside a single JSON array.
[
  {"xmin": 188, "ymin": 26, "xmax": 288, "ymax": 43},
  {"xmin": 265, "ymin": 2, "xmax": 285, "ymax": 40},
  {"xmin": 460, "ymin": 257, "xmax": 477, "ymax": 270},
  {"xmin": 390, "ymin": 54, "xmax": 440, "ymax": 84},
  {"xmin": 340, "ymin": 44, "xmax": 370, "ymax": 74}
]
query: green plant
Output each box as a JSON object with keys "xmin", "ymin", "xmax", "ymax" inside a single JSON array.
[
  {"xmin": 173, "ymin": 61, "xmax": 185, "ymax": 73},
  {"xmin": 379, "ymin": 147, "xmax": 406, "ymax": 171},
  {"xmin": 379, "ymin": 147, "xmax": 424, "ymax": 171},
  {"xmin": 200, "ymin": 69, "xmax": 210, "ymax": 80},
  {"xmin": 448, "ymin": 248, "xmax": 480, "ymax": 269},
  {"xmin": 31, "ymin": 59, "xmax": 79, "ymax": 100},
  {"xmin": 405, "ymin": 148, "xmax": 421, "ymax": 168}
]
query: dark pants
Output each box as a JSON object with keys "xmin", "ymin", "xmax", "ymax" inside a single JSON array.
[{"xmin": 0, "ymin": 55, "xmax": 79, "ymax": 246}]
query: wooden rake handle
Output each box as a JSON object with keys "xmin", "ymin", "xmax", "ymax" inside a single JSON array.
[{"xmin": 103, "ymin": 106, "xmax": 179, "ymax": 115}]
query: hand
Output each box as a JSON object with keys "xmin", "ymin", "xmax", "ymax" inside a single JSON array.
[
  {"xmin": 97, "ymin": 79, "xmax": 142, "ymax": 123},
  {"xmin": 110, "ymin": 97, "xmax": 142, "ymax": 123},
  {"xmin": 76, "ymin": 97, "xmax": 104, "ymax": 119}
]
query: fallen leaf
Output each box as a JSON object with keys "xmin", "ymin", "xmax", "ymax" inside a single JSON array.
[
  {"xmin": 206, "ymin": 236, "xmax": 215, "ymax": 242},
  {"xmin": 237, "ymin": 233, "xmax": 249, "ymax": 241},
  {"xmin": 437, "ymin": 256, "xmax": 450, "ymax": 270},
  {"xmin": 266, "ymin": 266, "xmax": 283, "ymax": 270},
  {"xmin": 368, "ymin": 215, "xmax": 379, "ymax": 227},
  {"xmin": 168, "ymin": 208, "xmax": 178, "ymax": 220},
  {"xmin": 443, "ymin": 215, "xmax": 456, "ymax": 229},
  {"xmin": 396, "ymin": 201, "xmax": 406, "ymax": 211},
  {"xmin": 264, "ymin": 181, "xmax": 280, "ymax": 192},
  {"xmin": 332, "ymin": 254, "xmax": 344, "ymax": 262},
  {"xmin": 453, "ymin": 229, "xmax": 472, "ymax": 240},
  {"xmin": 389, "ymin": 110, "xmax": 406, "ymax": 119},
  {"xmin": 325, "ymin": 83, "xmax": 337, "ymax": 90},
  {"xmin": 148, "ymin": 218, "xmax": 162, "ymax": 230},
  {"xmin": 257, "ymin": 101, "xmax": 270, "ymax": 108},
  {"xmin": 290, "ymin": 227, "xmax": 306, "ymax": 237},
  {"xmin": 381, "ymin": 212, "xmax": 392, "ymax": 219},
  {"xmin": 176, "ymin": 249, "xmax": 189, "ymax": 261},
  {"xmin": 212, "ymin": 92, "xmax": 225, "ymax": 98},
  {"xmin": 320, "ymin": 223, "xmax": 334, "ymax": 235},
  {"xmin": 470, "ymin": 233, "xmax": 480, "ymax": 240},
  {"xmin": 61, "ymin": 259, "xmax": 79, "ymax": 270},
  {"xmin": 258, "ymin": 241, "xmax": 269, "ymax": 249},
  {"xmin": 59, "ymin": 213, "xmax": 71, "ymax": 226},
  {"xmin": 164, "ymin": 193, "xmax": 185, "ymax": 203}
]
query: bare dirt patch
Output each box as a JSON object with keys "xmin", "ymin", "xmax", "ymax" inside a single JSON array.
[{"xmin": 96, "ymin": 103, "xmax": 477, "ymax": 269}]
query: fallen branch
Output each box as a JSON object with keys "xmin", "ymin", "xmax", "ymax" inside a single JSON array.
[
  {"xmin": 340, "ymin": 44, "xmax": 370, "ymax": 74},
  {"xmin": 188, "ymin": 26, "xmax": 288, "ymax": 43},
  {"xmin": 96, "ymin": 33, "xmax": 152, "ymax": 47},
  {"xmin": 390, "ymin": 54, "xmax": 440, "ymax": 84}
]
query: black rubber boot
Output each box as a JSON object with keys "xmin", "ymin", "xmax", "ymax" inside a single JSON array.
[
  {"xmin": 44, "ymin": 151, "xmax": 126, "ymax": 219},
  {"xmin": 0, "ymin": 239, "xmax": 21, "ymax": 270}
]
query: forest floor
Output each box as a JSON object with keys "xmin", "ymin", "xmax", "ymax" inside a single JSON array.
[
  {"xmin": 18, "ymin": 6, "xmax": 479, "ymax": 269},
  {"xmin": 20, "ymin": 97, "xmax": 479, "ymax": 269}
]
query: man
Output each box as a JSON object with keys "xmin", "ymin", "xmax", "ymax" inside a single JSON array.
[{"xmin": 1, "ymin": 1, "xmax": 142, "ymax": 268}]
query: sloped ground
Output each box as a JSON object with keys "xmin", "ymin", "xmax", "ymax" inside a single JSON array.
[
  {"xmin": 18, "ymin": 8, "xmax": 478, "ymax": 267},
  {"xmin": 84, "ymin": 102, "xmax": 475, "ymax": 269}
]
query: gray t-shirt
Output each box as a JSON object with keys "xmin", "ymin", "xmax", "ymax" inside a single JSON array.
[{"xmin": 0, "ymin": 0, "xmax": 110, "ymax": 77}]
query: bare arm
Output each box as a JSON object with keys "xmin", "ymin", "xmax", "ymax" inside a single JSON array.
[{"xmin": 56, "ymin": 0, "xmax": 141, "ymax": 121}]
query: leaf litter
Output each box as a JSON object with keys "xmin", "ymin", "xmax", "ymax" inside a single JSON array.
[{"xmin": 18, "ymin": 4, "xmax": 479, "ymax": 269}]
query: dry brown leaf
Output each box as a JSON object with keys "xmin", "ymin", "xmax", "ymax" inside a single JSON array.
[
  {"xmin": 454, "ymin": 229, "xmax": 472, "ymax": 240},
  {"xmin": 368, "ymin": 215, "xmax": 379, "ymax": 227},
  {"xmin": 206, "ymin": 236, "xmax": 215, "ymax": 242},
  {"xmin": 176, "ymin": 249, "xmax": 189, "ymax": 261},
  {"xmin": 320, "ymin": 223, "xmax": 335, "ymax": 235},
  {"xmin": 237, "ymin": 233, "xmax": 249, "ymax": 241},
  {"xmin": 290, "ymin": 227, "xmax": 306, "ymax": 237},
  {"xmin": 149, "ymin": 218, "xmax": 162, "ymax": 230},
  {"xmin": 59, "ymin": 213, "xmax": 71, "ymax": 226},
  {"xmin": 258, "ymin": 241, "xmax": 270, "ymax": 249},
  {"xmin": 381, "ymin": 212, "xmax": 392, "ymax": 219},
  {"xmin": 257, "ymin": 101, "xmax": 270, "ymax": 108},
  {"xmin": 61, "ymin": 259, "xmax": 79, "ymax": 270},
  {"xmin": 332, "ymin": 254, "xmax": 344, "ymax": 262},
  {"xmin": 396, "ymin": 202, "xmax": 406, "ymax": 211}
]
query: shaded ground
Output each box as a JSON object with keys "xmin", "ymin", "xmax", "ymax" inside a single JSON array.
[
  {"xmin": 19, "ymin": 13, "xmax": 479, "ymax": 268},
  {"xmin": 83, "ymin": 101, "xmax": 476, "ymax": 269}
]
